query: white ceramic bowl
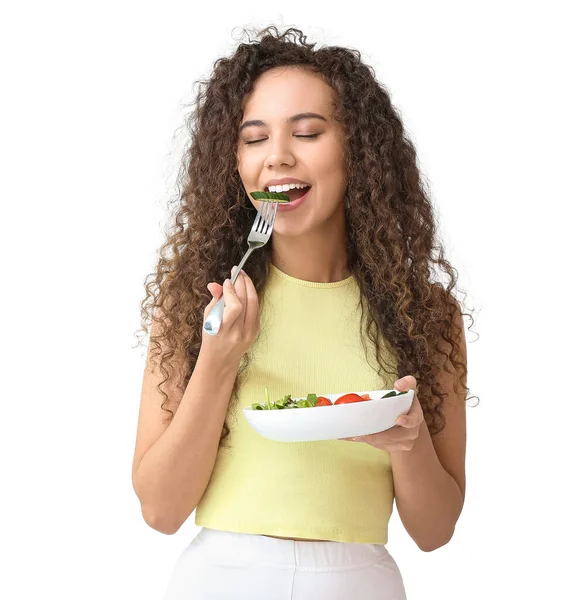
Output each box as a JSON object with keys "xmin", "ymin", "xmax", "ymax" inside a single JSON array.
[{"xmin": 242, "ymin": 389, "xmax": 414, "ymax": 442}]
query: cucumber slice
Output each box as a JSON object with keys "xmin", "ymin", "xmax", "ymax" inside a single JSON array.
[{"xmin": 250, "ymin": 191, "xmax": 291, "ymax": 203}]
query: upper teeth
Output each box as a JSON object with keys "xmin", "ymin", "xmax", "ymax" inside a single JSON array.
[{"xmin": 267, "ymin": 183, "xmax": 310, "ymax": 192}]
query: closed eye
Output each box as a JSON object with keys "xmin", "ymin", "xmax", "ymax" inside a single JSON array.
[{"xmin": 244, "ymin": 134, "xmax": 320, "ymax": 145}]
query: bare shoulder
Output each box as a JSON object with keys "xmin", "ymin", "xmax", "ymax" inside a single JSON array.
[
  {"xmin": 131, "ymin": 311, "xmax": 184, "ymax": 492},
  {"xmin": 430, "ymin": 294, "xmax": 468, "ymax": 500}
]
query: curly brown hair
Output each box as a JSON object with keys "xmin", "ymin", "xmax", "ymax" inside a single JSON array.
[{"xmin": 135, "ymin": 25, "xmax": 478, "ymax": 447}]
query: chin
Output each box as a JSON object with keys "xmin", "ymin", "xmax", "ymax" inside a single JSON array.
[{"xmin": 271, "ymin": 222, "xmax": 302, "ymax": 238}]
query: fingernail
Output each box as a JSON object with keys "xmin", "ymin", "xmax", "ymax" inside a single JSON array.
[
  {"xmin": 231, "ymin": 266, "xmax": 237, "ymax": 274},
  {"xmin": 396, "ymin": 418, "xmax": 407, "ymax": 426},
  {"xmin": 224, "ymin": 278, "xmax": 230, "ymax": 285}
]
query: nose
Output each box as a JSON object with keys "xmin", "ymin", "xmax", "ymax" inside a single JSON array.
[{"xmin": 263, "ymin": 134, "xmax": 296, "ymax": 169}]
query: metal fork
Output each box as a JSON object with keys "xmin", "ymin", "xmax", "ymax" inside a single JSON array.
[{"xmin": 203, "ymin": 201, "xmax": 279, "ymax": 336}]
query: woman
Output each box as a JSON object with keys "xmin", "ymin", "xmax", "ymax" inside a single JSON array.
[{"xmin": 132, "ymin": 25, "xmax": 474, "ymax": 599}]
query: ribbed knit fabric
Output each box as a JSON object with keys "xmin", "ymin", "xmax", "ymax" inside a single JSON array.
[{"xmin": 194, "ymin": 263, "xmax": 399, "ymax": 543}]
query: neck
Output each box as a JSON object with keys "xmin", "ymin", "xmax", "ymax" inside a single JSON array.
[{"xmin": 270, "ymin": 211, "xmax": 350, "ymax": 283}]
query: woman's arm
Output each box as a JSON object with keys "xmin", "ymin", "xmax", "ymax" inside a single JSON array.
[
  {"xmin": 389, "ymin": 415, "xmax": 465, "ymax": 551},
  {"xmin": 132, "ymin": 271, "xmax": 260, "ymax": 535},
  {"xmin": 132, "ymin": 345, "xmax": 240, "ymax": 535},
  {"xmin": 390, "ymin": 305, "xmax": 467, "ymax": 551}
]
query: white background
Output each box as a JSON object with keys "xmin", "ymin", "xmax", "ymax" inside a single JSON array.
[{"xmin": 2, "ymin": 1, "xmax": 587, "ymax": 598}]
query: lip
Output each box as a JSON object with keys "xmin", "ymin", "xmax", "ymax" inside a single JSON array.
[{"xmin": 277, "ymin": 186, "xmax": 311, "ymax": 212}]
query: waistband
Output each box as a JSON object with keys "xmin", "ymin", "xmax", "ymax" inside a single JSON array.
[{"xmin": 190, "ymin": 528, "xmax": 392, "ymax": 571}]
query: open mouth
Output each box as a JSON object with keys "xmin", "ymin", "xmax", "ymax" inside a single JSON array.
[{"xmin": 265, "ymin": 185, "xmax": 311, "ymax": 202}]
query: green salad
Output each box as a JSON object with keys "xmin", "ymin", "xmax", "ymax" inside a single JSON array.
[
  {"xmin": 250, "ymin": 387, "xmax": 408, "ymax": 410},
  {"xmin": 251, "ymin": 387, "xmax": 318, "ymax": 410}
]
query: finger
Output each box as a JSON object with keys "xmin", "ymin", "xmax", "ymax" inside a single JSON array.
[
  {"xmin": 395, "ymin": 406, "xmax": 422, "ymax": 428},
  {"xmin": 241, "ymin": 270, "xmax": 260, "ymax": 336},
  {"xmin": 394, "ymin": 375, "xmax": 417, "ymax": 391},
  {"xmin": 232, "ymin": 267, "xmax": 248, "ymax": 326},
  {"xmin": 339, "ymin": 436, "xmax": 388, "ymax": 451},
  {"xmin": 399, "ymin": 399, "xmax": 416, "ymax": 419},
  {"xmin": 340, "ymin": 433, "xmax": 377, "ymax": 443},
  {"xmin": 395, "ymin": 400, "xmax": 416, "ymax": 425},
  {"xmin": 359, "ymin": 432, "xmax": 390, "ymax": 444},
  {"xmin": 221, "ymin": 276, "xmax": 244, "ymax": 328},
  {"xmin": 398, "ymin": 392, "xmax": 424, "ymax": 425},
  {"xmin": 207, "ymin": 282, "xmax": 223, "ymax": 299},
  {"xmin": 203, "ymin": 282, "xmax": 224, "ymax": 319}
]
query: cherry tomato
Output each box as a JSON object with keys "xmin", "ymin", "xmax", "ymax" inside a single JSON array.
[
  {"xmin": 334, "ymin": 393, "xmax": 368, "ymax": 405},
  {"xmin": 316, "ymin": 396, "xmax": 333, "ymax": 406}
]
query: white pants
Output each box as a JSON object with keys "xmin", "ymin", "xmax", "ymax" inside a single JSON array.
[{"xmin": 162, "ymin": 527, "xmax": 407, "ymax": 599}]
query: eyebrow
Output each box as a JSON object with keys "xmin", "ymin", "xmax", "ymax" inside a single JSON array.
[{"xmin": 238, "ymin": 112, "xmax": 327, "ymax": 133}]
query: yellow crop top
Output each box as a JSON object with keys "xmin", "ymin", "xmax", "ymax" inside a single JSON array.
[{"xmin": 194, "ymin": 263, "xmax": 399, "ymax": 544}]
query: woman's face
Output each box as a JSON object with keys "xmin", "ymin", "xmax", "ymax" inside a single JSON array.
[{"xmin": 237, "ymin": 67, "xmax": 347, "ymax": 237}]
